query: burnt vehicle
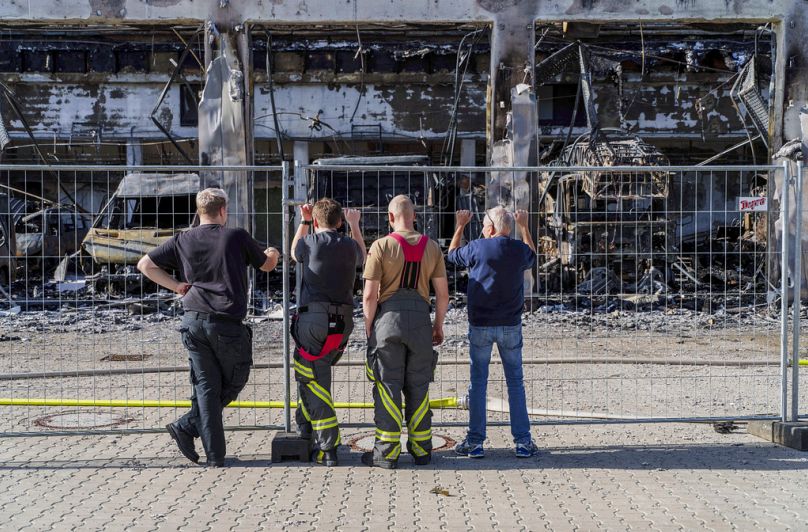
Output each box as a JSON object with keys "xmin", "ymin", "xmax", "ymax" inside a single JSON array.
[
  {"xmin": 81, "ymin": 173, "xmax": 200, "ymax": 293},
  {"xmin": 16, "ymin": 206, "xmax": 91, "ymax": 275},
  {"xmin": 537, "ymin": 130, "xmax": 673, "ymax": 291},
  {"xmin": 306, "ymin": 155, "xmax": 448, "ymax": 244},
  {"xmin": 530, "ymin": 44, "xmax": 674, "ymax": 292}
]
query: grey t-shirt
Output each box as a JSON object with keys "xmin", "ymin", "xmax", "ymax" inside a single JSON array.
[{"xmin": 295, "ymin": 230, "xmax": 363, "ymax": 306}]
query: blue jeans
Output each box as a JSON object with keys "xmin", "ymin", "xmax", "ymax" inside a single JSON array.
[{"xmin": 466, "ymin": 324, "xmax": 531, "ymax": 446}]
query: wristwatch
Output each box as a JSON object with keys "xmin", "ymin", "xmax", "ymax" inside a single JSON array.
[{"xmin": 302, "ymin": 220, "xmax": 313, "ymax": 226}]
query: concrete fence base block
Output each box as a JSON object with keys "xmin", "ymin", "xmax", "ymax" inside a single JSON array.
[
  {"xmin": 747, "ymin": 420, "xmax": 808, "ymax": 451},
  {"xmin": 270, "ymin": 431, "xmax": 311, "ymax": 463}
]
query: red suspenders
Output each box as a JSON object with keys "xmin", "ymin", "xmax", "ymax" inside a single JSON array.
[{"xmin": 388, "ymin": 233, "xmax": 429, "ymax": 289}]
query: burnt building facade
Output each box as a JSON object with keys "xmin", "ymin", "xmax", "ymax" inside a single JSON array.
[{"xmin": 0, "ymin": 0, "xmax": 805, "ymax": 292}]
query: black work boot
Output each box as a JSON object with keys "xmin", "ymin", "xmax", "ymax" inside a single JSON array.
[
  {"xmin": 166, "ymin": 423, "xmax": 199, "ymax": 464},
  {"xmin": 205, "ymin": 459, "xmax": 225, "ymax": 468},
  {"xmin": 296, "ymin": 422, "xmax": 312, "ymax": 440},
  {"xmin": 412, "ymin": 453, "xmax": 432, "ymax": 466},
  {"xmin": 311, "ymin": 448, "xmax": 338, "ymax": 467},
  {"xmin": 361, "ymin": 451, "xmax": 397, "ymax": 470}
]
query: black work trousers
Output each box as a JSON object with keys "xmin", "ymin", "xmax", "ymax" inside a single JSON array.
[{"xmin": 175, "ymin": 311, "xmax": 253, "ymax": 463}]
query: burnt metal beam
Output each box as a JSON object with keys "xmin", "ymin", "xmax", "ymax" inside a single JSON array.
[
  {"xmin": 0, "ymin": 1, "xmax": 788, "ymax": 24},
  {"xmin": 149, "ymin": 27, "xmax": 202, "ymax": 163}
]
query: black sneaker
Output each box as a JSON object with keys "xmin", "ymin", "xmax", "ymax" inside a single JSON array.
[
  {"xmin": 205, "ymin": 460, "xmax": 225, "ymax": 468},
  {"xmin": 361, "ymin": 451, "xmax": 397, "ymax": 470},
  {"xmin": 166, "ymin": 423, "xmax": 199, "ymax": 464},
  {"xmin": 312, "ymin": 449, "xmax": 338, "ymax": 467},
  {"xmin": 412, "ymin": 454, "xmax": 431, "ymax": 466}
]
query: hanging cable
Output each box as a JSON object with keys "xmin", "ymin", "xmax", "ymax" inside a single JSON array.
[
  {"xmin": 348, "ymin": 12, "xmax": 366, "ymax": 126},
  {"xmin": 561, "ymin": 77, "xmax": 582, "ymax": 158},
  {"xmin": 620, "ymin": 22, "xmax": 646, "ymax": 125},
  {"xmin": 440, "ymin": 28, "xmax": 485, "ymax": 166},
  {"xmin": 264, "ymin": 30, "xmax": 285, "ymax": 161},
  {"xmin": 534, "ymin": 26, "xmax": 552, "ymax": 161}
]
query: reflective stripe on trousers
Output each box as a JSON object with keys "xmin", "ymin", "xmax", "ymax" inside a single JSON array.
[
  {"xmin": 292, "ymin": 303, "xmax": 353, "ymax": 451},
  {"xmin": 366, "ymin": 289, "xmax": 433, "ymax": 461}
]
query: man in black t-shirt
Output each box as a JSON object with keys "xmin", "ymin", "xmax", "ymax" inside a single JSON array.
[
  {"xmin": 290, "ymin": 197, "xmax": 365, "ymax": 466},
  {"xmin": 137, "ymin": 188, "xmax": 279, "ymax": 467}
]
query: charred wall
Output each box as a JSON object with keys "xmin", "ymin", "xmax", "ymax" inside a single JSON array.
[
  {"xmin": 534, "ymin": 22, "xmax": 773, "ymax": 164},
  {"xmin": 0, "ymin": 22, "xmax": 774, "ymax": 167}
]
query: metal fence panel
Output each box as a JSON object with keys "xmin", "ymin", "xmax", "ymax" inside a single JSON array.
[
  {"xmin": 0, "ymin": 162, "xmax": 801, "ymax": 437},
  {"xmin": 0, "ymin": 165, "xmax": 287, "ymax": 435},
  {"xmin": 304, "ymin": 163, "xmax": 790, "ymax": 429}
]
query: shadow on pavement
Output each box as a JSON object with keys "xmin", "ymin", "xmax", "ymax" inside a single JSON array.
[
  {"xmin": 424, "ymin": 443, "xmax": 808, "ymax": 471},
  {"xmin": 2, "ymin": 443, "xmax": 806, "ymax": 471},
  {"xmin": 0, "ymin": 456, "xmax": 273, "ymax": 470}
]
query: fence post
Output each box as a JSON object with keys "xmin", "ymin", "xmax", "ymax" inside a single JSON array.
[
  {"xmin": 293, "ymin": 161, "xmax": 304, "ymax": 303},
  {"xmin": 793, "ymin": 161, "xmax": 804, "ymax": 421},
  {"xmin": 781, "ymin": 161, "xmax": 792, "ymax": 422},
  {"xmin": 281, "ymin": 161, "xmax": 292, "ymax": 433}
]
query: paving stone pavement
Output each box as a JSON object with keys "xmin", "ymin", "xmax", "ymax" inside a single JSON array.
[{"xmin": 1, "ymin": 423, "xmax": 807, "ymax": 531}]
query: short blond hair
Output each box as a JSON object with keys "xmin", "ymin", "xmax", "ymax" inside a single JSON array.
[
  {"xmin": 196, "ymin": 188, "xmax": 228, "ymax": 216},
  {"xmin": 313, "ymin": 197, "xmax": 342, "ymax": 228}
]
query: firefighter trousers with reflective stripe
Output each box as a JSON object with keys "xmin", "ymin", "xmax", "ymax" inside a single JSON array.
[
  {"xmin": 366, "ymin": 290, "xmax": 434, "ymax": 462},
  {"xmin": 292, "ymin": 303, "xmax": 353, "ymax": 451}
]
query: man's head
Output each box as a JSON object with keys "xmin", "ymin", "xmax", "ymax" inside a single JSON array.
[
  {"xmin": 312, "ymin": 197, "xmax": 343, "ymax": 230},
  {"xmin": 196, "ymin": 188, "xmax": 228, "ymax": 223},
  {"xmin": 388, "ymin": 194, "xmax": 416, "ymax": 231},
  {"xmin": 483, "ymin": 206, "xmax": 513, "ymax": 238}
]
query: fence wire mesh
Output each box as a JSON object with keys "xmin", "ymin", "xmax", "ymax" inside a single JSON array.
[
  {"xmin": 304, "ymin": 163, "xmax": 796, "ymax": 429},
  {"xmin": 0, "ymin": 165, "xmax": 287, "ymax": 435},
  {"xmin": 0, "ymin": 162, "xmax": 802, "ymax": 437}
]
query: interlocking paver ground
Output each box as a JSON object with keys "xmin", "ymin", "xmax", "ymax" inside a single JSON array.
[{"xmin": 1, "ymin": 423, "xmax": 808, "ymax": 530}]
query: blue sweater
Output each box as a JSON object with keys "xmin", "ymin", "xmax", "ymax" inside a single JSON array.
[{"xmin": 447, "ymin": 236, "xmax": 536, "ymax": 327}]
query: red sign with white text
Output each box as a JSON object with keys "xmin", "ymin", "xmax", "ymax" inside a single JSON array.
[{"xmin": 738, "ymin": 196, "xmax": 767, "ymax": 212}]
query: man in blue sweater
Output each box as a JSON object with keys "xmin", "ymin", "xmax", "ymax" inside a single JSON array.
[{"xmin": 447, "ymin": 206, "xmax": 538, "ymax": 459}]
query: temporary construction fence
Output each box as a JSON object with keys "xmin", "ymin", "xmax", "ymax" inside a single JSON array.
[{"xmin": 0, "ymin": 162, "xmax": 803, "ymax": 438}]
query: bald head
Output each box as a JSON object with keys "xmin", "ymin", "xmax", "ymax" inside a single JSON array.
[
  {"xmin": 388, "ymin": 195, "xmax": 414, "ymax": 218},
  {"xmin": 387, "ymin": 194, "xmax": 416, "ymax": 231}
]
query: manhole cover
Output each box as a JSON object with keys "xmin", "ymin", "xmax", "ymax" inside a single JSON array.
[
  {"xmin": 34, "ymin": 410, "xmax": 136, "ymax": 429},
  {"xmin": 101, "ymin": 354, "xmax": 152, "ymax": 362},
  {"xmin": 347, "ymin": 431, "xmax": 455, "ymax": 453}
]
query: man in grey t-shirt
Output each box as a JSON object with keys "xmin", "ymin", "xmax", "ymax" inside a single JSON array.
[{"xmin": 290, "ymin": 197, "xmax": 365, "ymax": 466}]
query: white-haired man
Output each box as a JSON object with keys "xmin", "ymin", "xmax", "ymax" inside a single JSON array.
[
  {"xmin": 447, "ymin": 206, "xmax": 539, "ymax": 459},
  {"xmin": 138, "ymin": 188, "xmax": 279, "ymax": 467}
]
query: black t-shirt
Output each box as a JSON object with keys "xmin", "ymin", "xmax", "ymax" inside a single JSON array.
[
  {"xmin": 295, "ymin": 231, "xmax": 363, "ymax": 306},
  {"xmin": 149, "ymin": 224, "xmax": 267, "ymax": 319}
]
